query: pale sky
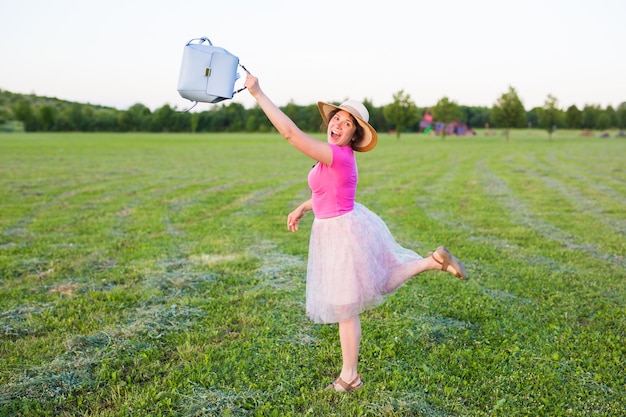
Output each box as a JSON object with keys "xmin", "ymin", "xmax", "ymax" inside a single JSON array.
[{"xmin": 1, "ymin": 0, "xmax": 624, "ymax": 112}]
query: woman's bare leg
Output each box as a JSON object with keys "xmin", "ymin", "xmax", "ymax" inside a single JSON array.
[
  {"xmin": 338, "ymin": 316, "xmax": 361, "ymax": 385},
  {"xmin": 383, "ymin": 250, "xmax": 463, "ymax": 293}
]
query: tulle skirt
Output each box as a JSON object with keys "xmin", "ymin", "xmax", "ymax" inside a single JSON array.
[{"xmin": 306, "ymin": 203, "xmax": 423, "ymax": 324}]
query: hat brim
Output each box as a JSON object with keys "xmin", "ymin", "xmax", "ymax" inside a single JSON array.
[{"xmin": 317, "ymin": 101, "xmax": 378, "ymax": 152}]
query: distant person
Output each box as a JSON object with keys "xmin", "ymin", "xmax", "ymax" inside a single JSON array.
[
  {"xmin": 424, "ymin": 109, "xmax": 433, "ymax": 123},
  {"xmin": 244, "ymin": 73, "xmax": 468, "ymax": 392}
]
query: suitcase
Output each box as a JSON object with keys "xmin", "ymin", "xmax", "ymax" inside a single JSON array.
[{"xmin": 177, "ymin": 37, "xmax": 242, "ymax": 104}]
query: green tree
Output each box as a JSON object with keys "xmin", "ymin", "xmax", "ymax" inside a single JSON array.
[
  {"xmin": 491, "ymin": 86, "xmax": 526, "ymax": 141},
  {"xmin": 565, "ymin": 105, "xmax": 582, "ymax": 129},
  {"xmin": 0, "ymin": 106, "xmax": 11, "ymax": 125},
  {"xmin": 461, "ymin": 105, "xmax": 491, "ymax": 128},
  {"xmin": 303, "ymin": 103, "xmax": 322, "ymax": 132},
  {"xmin": 526, "ymin": 108, "xmax": 539, "ymax": 128},
  {"xmin": 604, "ymin": 105, "xmax": 617, "ymax": 128},
  {"xmin": 596, "ymin": 113, "xmax": 611, "ymax": 130},
  {"xmin": 616, "ymin": 102, "xmax": 626, "ymax": 129},
  {"xmin": 191, "ymin": 112, "xmax": 199, "ymax": 133},
  {"xmin": 363, "ymin": 98, "xmax": 387, "ymax": 133},
  {"xmin": 14, "ymin": 99, "xmax": 35, "ymax": 131},
  {"xmin": 119, "ymin": 103, "xmax": 151, "ymax": 131},
  {"xmin": 433, "ymin": 96, "xmax": 461, "ymax": 140},
  {"xmin": 68, "ymin": 103, "xmax": 85, "ymax": 131},
  {"xmin": 39, "ymin": 105, "xmax": 56, "ymax": 131},
  {"xmin": 221, "ymin": 102, "xmax": 246, "ymax": 132},
  {"xmin": 383, "ymin": 90, "xmax": 418, "ymax": 139},
  {"xmin": 171, "ymin": 110, "xmax": 191, "ymax": 132},
  {"xmin": 92, "ymin": 108, "xmax": 118, "ymax": 131},
  {"xmin": 152, "ymin": 104, "xmax": 175, "ymax": 132},
  {"xmin": 82, "ymin": 106, "xmax": 95, "ymax": 131},
  {"xmin": 245, "ymin": 114, "xmax": 259, "ymax": 132},
  {"xmin": 581, "ymin": 104, "xmax": 600, "ymax": 129},
  {"xmin": 538, "ymin": 94, "xmax": 561, "ymax": 140},
  {"xmin": 244, "ymin": 106, "xmax": 272, "ymax": 133}
]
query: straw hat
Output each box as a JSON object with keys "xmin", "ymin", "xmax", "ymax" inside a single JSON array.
[{"xmin": 317, "ymin": 100, "xmax": 378, "ymax": 152}]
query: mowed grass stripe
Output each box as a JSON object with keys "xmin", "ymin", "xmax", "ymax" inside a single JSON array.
[
  {"xmin": 510, "ymin": 145, "xmax": 626, "ymax": 245},
  {"xmin": 478, "ymin": 147, "xmax": 623, "ymax": 268}
]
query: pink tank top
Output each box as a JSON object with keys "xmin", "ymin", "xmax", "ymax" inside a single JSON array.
[{"xmin": 308, "ymin": 144, "xmax": 357, "ymax": 219}]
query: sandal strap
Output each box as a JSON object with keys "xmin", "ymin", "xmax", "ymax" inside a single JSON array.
[
  {"xmin": 333, "ymin": 374, "xmax": 361, "ymax": 392},
  {"xmin": 440, "ymin": 259, "xmax": 450, "ymax": 273},
  {"xmin": 431, "ymin": 250, "xmax": 450, "ymax": 272}
]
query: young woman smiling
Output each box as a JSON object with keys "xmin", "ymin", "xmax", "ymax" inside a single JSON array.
[{"xmin": 244, "ymin": 73, "xmax": 467, "ymax": 392}]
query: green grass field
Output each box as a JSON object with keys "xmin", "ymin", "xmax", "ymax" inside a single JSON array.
[{"xmin": 1, "ymin": 131, "xmax": 624, "ymax": 416}]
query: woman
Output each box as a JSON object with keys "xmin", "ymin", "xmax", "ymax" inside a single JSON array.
[{"xmin": 244, "ymin": 74, "xmax": 467, "ymax": 392}]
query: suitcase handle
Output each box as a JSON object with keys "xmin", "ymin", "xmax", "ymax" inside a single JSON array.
[{"xmin": 186, "ymin": 37, "xmax": 213, "ymax": 46}]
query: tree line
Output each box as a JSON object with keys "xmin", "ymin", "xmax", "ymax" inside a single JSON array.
[{"xmin": 1, "ymin": 88, "xmax": 625, "ymax": 135}]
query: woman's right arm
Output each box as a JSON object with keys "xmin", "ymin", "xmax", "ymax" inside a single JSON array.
[
  {"xmin": 287, "ymin": 199, "xmax": 312, "ymax": 232},
  {"xmin": 245, "ymin": 74, "xmax": 332, "ymax": 166}
]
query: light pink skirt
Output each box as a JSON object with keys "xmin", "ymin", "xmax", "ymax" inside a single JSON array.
[{"xmin": 306, "ymin": 203, "xmax": 422, "ymax": 324}]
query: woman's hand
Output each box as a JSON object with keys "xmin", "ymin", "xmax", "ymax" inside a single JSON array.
[
  {"xmin": 244, "ymin": 73, "xmax": 261, "ymax": 97},
  {"xmin": 287, "ymin": 206, "xmax": 306, "ymax": 232}
]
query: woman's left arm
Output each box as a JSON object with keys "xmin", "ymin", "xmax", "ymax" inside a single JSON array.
[{"xmin": 287, "ymin": 199, "xmax": 312, "ymax": 232}]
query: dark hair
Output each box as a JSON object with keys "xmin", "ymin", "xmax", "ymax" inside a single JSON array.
[{"xmin": 322, "ymin": 108, "xmax": 364, "ymax": 148}]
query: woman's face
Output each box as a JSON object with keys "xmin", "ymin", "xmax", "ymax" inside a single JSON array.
[{"xmin": 327, "ymin": 110, "xmax": 357, "ymax": 147}]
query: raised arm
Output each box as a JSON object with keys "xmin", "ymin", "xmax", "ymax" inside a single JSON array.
[{"xmin": 245, "ymin": 74, "xmax": 332, "ymax": 166}]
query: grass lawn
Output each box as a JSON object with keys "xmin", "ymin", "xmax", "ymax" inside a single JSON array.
[{"xmin": 0, "ymin": 130, "xmax": 624, "ymax": 416}]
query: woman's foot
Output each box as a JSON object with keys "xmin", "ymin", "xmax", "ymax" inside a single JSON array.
[
  {"xmin": 431, "ymin": 246, "xmax": 468, "ymax": 280},
  {"xmin": 325, "ymin": 374, "xmax": 363, "ymax": 392}
]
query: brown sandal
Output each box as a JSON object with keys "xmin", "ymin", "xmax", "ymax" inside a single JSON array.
[
  {"xmin": 325, "ymin": 374, "xmax": 363, "ymax": 392},
  {"xmin": 431, "ymin": 246, "xmax": 468, "ymax": 280}
]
